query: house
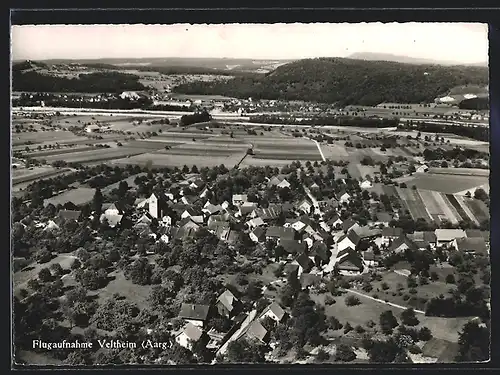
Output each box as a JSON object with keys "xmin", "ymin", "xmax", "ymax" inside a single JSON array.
[
  {"xmin": 178, "ymin": 303, "xmax": 211, "ymax": 328},
  {"xmin": 249, "ymin": 227, "xmax": 266, "ymax": 243},
  {"xmin": 175, "ymin": 322, "xmax": 208, "ymax": 351},
  {"xmin": 353, "ymin": 226, "xmax": 382, "ymax": 240},
  {"xmin": 180, "ymin": 194, "xmax": 199, "ymax": 205},
  {"xmin": 416, "ymin": 164, "xmax": 429, "ymax": 173},
  {"xmin": 388, "ymin": 235, "xmax": 418, "ymax": 253},
  {"xmin": 44, "ymin": 220, "xmax": 60, "ymax": 231},
  {"xmin": 363, "ymin": 251, "xmax": 379, "ymax": 267},
  {"xmin": 280, "ymin": 239, "xmax": 307, "ymax": 255},
  {"xmin": 232, "ymin": 194, "xmax": 248, "ymax": 206},
  {"xmin": 250, "ymin": 205, "xmax": 282, "ymax": 221},
  {"xmin": 100, "ymin": 213, "xmax": 123, "ymax": 228},
  {"xmin": 266, "ymin": 226, "xmax": 296, "ymax": 241},
  {"xmin": 120, "ymin": 91, "xmax": 141, "ymax": 100},
  {"xmin": 268, "ymin": 175, "xmax": 291, "ymax": 189},
  {"xmin": 317, "ymin": 198, "xmax": 339, "ymax": 210},
  {"xmin": 246, "ymin": 217, "xmax": 265, "ymax": 230},
  {"xmin": 435, "ymin": 229, "xmax": 466, "ymax": 247},
  {"xmin": 291, "ymin": 216, "xmax": 316, "ymax": 234},
  {"xmin": 360, "ymin": 180, "xmax": 372, "ymax": 189},
  {"xmin": 336, "ymin": 250, "xmax": 364, "ymax": 275},
  {"xmin": 259, "ymin": 301, "xmax": 286, "ymax": 323},
  {"xmin": 375, "ymin": 212, "xmax": 392, "ymax": 227},
  {"xmin": 310, "ymin": 182, "xmax": 320, "ymax": 190},
  {"xmin": 337, "ymin": 230, "xmax": 361, "ymax": 252},
  {"xmin": 300, "ymin": 273, "xmax": 322, "ymax": 290},
  {"xmin": 342, "ymin": 218, "xmax": 360, "ymax": 234},
  {"xmin": 296, "ymin": 199, "xmax": 313, "ymax": 214},
  {"xmin": 171, "ymin": 220, "xmax": 201, "ymax": 241},
  {"xmin": 202, "ymin": 202, "xmax": 223, "ymax": 216},
  {"xmin": 294, "ymin": 253, "xmax": 314, "ymax": 274},
  {"xmin": 381, "ymin": 227, "xmax": 404, "ymax": 245},
  {"xmin": 465, "ymin": 230, "xmax": 490, "ymax": 243},
  {"xmin": 455, "ymin": 237, "xmax": 488, "ymax": 256},
  {"xmin": 408, "ymin": 231, "xmax": 437, "ymax": 250},
  {"xmin": 208, "ymin": 221, "xmax": 231, "ymax": 240},
  {"xmin": 338, "ymin": 190, "xmax": 351, "ymax": 203},
  {"xmin": 244, "ymin": 320, "xmax": 269, "ymax": 344},
  {"xmin": 189, "ymin": 179, "xmax": 205, "ymax": 191},
  {"xmin": 161, "ymin": 215, "xmax": 172, "ymax": 227},
  {"xmin": 104, "ymin": 203, "xmax": 125, "ymax": 216},
  {"xmin": 237, "ymin": 202, "xmax": 258, "ymax": 217},
  {"xmin": 327, "ymin": 215, "xmax": 343, "ymax": 230},
  {"xmin": 216, "ymin": 290, "xmax": 240, "ymax": 318},
  {"xmin": 180, "ymin": 207, "xmax": 204, "ymax": 224},
  {"xmin": 136, "ymin": 213, "xmax": 154, "ymax": 226}
]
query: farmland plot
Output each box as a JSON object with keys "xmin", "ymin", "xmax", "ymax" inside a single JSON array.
[
  {"xmin": 402, "ymin": 174, "xmax": 488, "ymax": 194},
  {"xmin": 12, "ymin": 130, "xmax": 85, "ymax": 146},
  {"xmin": 113, "ymin": 152, "xmax": 244, "ymax": 168},
  {"xmin": 24, "ymin": 146, "xmax": 97, "ymax": 158},
  {"xmin": 42, "ymin": 147, "xmax": 150, "ymax": 164},
  {"xmin": 445, "ymin": 194, "xmax": 469, "ymax": 222},
  {"xmin": 396, "ymin": 188, "xmax": 432, "ymax": 221},
  {"xmin": 44, "ymin": 187, "xmax": 95, "ymax": 206},
  {"xmin": 433, "ymin": 193, "xmax": 460, "ymax": 224},
  {"xmin": 418, "ymin": 189, "xmax": 446, "ymax": 224},
  {"xmin": 12, "ymin": 166, "xmax": 71, "ymax": 185},
  {"xmin": 427, "ymin": 168, "xmax": 489, "ymax": 177},
  {"xmin": 451, "ymin": 195, "xmax": 481, "ymax": 225},
  {"xmin": 463, "ymin": 198, "xmax": 489, "ymax": 223},
  {"xmin": 321, "ymin": 143, "xmax": 349, "ymax": 159}
]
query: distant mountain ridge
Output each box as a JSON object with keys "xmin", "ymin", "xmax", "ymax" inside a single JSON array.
[{"xmin": 348, "ymin": 52, "xmax": 488, "ymax": 67}]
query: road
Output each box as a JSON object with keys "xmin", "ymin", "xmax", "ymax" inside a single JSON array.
[
  {"xmin": 345, "ymin": 288, "xmax": 425, "ymax": 314},
  {"xmin": 312, "ymin": 139, "xmax": 327, "ymax": 162}
]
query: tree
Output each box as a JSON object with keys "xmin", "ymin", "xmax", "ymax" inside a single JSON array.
[
  {"xmin": 316, "ymin": 348, "xmax": 330, "ymax": 361},
  {"xmin": 368, "ymin": 338, "xmax": 402, "ymax": 363},
  {"xmin": 335, "ymin": 344, "xmax": 356, "ymax": 362},
  {"xmin": 38, "ymin": 268, "xmax": 52, "ymax": 282},
  {"xmin": 474, "ymin": 188, "xmax": 488, "ymax": 202},
  {"xmin": 345, "ymin": 295, "xmax": 361, "ymax": 306},
  {"xmin": 401, "ymin": 308, "xmax": 420, "ymax": 326},
  {"xmin": 92, "ymin": 187, "xmax": 103, "ymax": 214},
  {"xmin": 418, "ymin": 327, "xmax": 433, "ymax": 341},
  {"xmin": 379, "ymin": 310, "xmax": 398, "ymax": 334},
  {"xmin": 456, "ymin": 321, "xmax": 489, "ymax": 362},
  {"xmin": 446, "ymin": 274, "xmax": 456, "ymax": 284},
  {"xmin": 125, "ymin": 258, "xmax": 153, "ymax": 285},
  {"xmin": 226, "ymin": 339, "xmax": 265, "ymax": 363}
]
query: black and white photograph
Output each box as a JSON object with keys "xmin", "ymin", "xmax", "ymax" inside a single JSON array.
[{"xmin": 11, "ymin": 21, "xmax": 491, "ymax": 366}]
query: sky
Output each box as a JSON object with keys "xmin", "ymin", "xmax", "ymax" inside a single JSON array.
[{"xmin": 11, "ymin": 23, "xmax": 488, "ymax": 64}]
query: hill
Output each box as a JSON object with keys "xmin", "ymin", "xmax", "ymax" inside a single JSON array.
[
  {"xmin": 173, "ymin": 57, "xmax": 489, "ymax": 106},
  {"xmin": 348, "ymin": 52, "xmax": 488, "ymax": 67},
  {"xmin": 12, "ymin": 61, "xmax": 146, "ymax": 93}
]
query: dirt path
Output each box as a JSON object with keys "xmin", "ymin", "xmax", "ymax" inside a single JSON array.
[{"xmin": 346, "ymin": 288, "xmax": 425, "ymax": 314}]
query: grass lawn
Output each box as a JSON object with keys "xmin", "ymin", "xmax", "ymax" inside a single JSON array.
[
  {"xmin": 43, "ymin": 187, "xmax": 96, "ymax": 206},
  {"xmin": 90, "ymin": 270, "xmax": 153, "ymax": 306},
  {"xmin": 13, "ymin": 254, "xmax": 78, "ymax": 291}
]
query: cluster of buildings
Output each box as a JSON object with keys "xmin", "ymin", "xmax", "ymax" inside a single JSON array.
[{"xmin": 22, "ymin": 168, "xmax": 490, "ymax": 359}]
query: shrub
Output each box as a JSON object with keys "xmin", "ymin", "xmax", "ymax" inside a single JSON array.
[
  {"xmin": 343, "ymin": 322, "xmax": 353, "ymax": 334},
  {"xmin": 381, "ymin": 282, "xmax": 390, "ymax": 290},
  {"xmin": 446, "ymin": 274, "xmax": 456, "ymax": 284},
  {"xmin": 316, "ymin": 349, "xmax": 330, "ymax": 361},
  {"xmin": 409, "ymin": 288, "xmax": 418, "ymax": 294},
  {"xmin": 403, "ymin": 294, "xmax": 410, "ymax": 301},
  {"xmin": 355, "ymin": 325, "xmax": 366, "ymax": 334},
  {"xmin": 325, "ymin": 295, "xmax": 336, "ymax": 305},
  {"xmin": 345, "ymin": 295, "xmax": 361, "ymax": 306},
  {"xmin": 418, "ymin": 327, "xmax": 433, "ymax": 341},
  {"xmin": 408, "ymin": 344, "xmax": 422, "ymax": 354}
]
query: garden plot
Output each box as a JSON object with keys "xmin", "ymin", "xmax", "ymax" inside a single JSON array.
[
  {"xmin": 418, "ymin": 189, "xmax": 446, "ymax": 224},
  {"xmin": 450, "ymin": 195, "xmax": 480, "ymax": 225},
  {"xmin": 23, "ymin": 146, "xmax": 97, "ymax": 158},
  {"xmin": 427, "ymin": 168, "xmax": 489, "ymax": 177},
  {"xmin": 433, "ymin": 193, "xmax": 460, "ymax": 224}
]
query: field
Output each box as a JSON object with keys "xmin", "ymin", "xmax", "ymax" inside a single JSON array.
[
  {"xmin": 396, "ymin": 188, "xmax": 432, "ymax": 222},
  {"xmin": 12, "ymin": 166, "xmax": 71, "ymax": 185},
  {"xmin": 41, "ymin": 147, "xmax": 151, "ymax": 164},
  {"xmin": 12, "ymin": 130, "xmax": 87, "ymax": 146},
  {"xmin": 463, "ymin": 197, "xmax": 489, "ymax": 223},
  {"xmin": 402, "ymin": 173, "xmax": 488, "ymax": 194},
  {"xmin": 43, "ymin": 187, "xmax": 96, "ymax": 206}
]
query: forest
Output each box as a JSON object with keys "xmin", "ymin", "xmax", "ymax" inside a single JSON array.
[
  {"xmin": 12, "ymin": 69, "xmax": 146, "ymax": 93},
  {"xmin": 173, "ymin": 58, "xmax": 489, "ymax": 106}
]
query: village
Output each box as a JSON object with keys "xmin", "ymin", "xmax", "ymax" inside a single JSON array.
[{"xmin": 13, "ymin": 159, "xmax": 491, "ymax": 365}]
